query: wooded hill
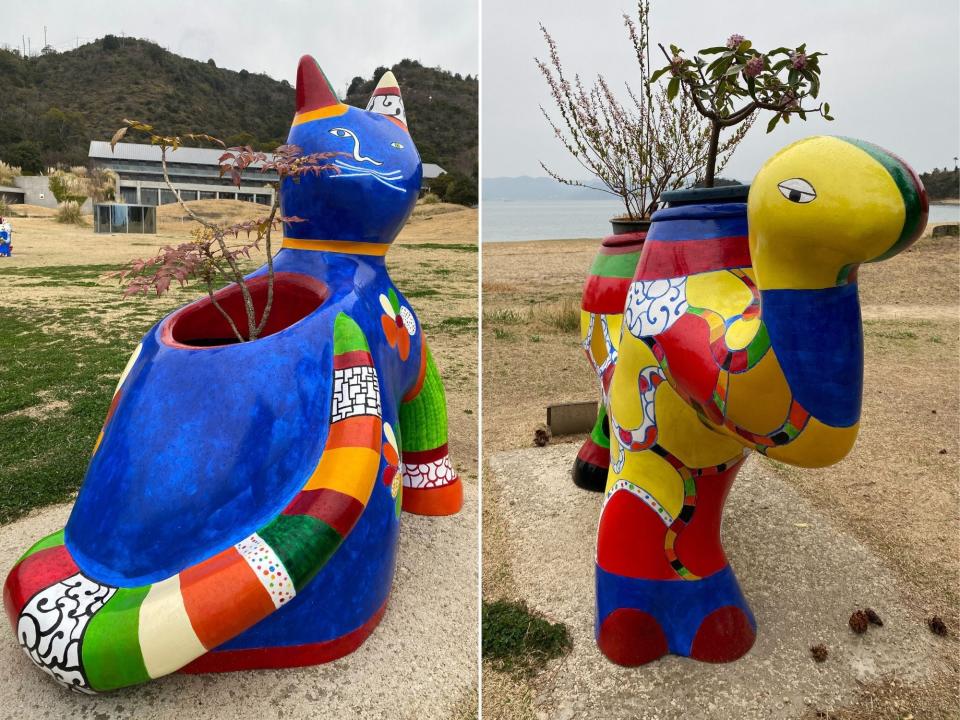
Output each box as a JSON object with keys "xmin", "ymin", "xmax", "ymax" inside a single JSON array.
[
  {"xmin": 0, "ymin": 36, "xmax": 477, "ymax": 192},
  {"xmin": 919, "ymin": 167, "xmax": 959, "ymax": 201}
]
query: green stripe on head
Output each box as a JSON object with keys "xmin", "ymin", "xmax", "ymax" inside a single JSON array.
[
  {"xmin": 333, "ymin": 312, "xmax": 369, "ymax": 354},
  {"xmin": 838, "ymin": 137, "xmax": 928, "ymax": 261}
]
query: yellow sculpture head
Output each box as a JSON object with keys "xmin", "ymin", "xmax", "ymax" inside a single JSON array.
[{"xmin": 748, "ymin": 136, "xmax": 928, "ymax": 290}]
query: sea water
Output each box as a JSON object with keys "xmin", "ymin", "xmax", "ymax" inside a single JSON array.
[{"xmin": 481, "ymin": 199, "xmax": 960, "ymax": 243}]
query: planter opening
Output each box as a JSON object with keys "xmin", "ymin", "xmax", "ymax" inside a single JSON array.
[{"xmin": 162, "ymin": 272, "xmax": 328, "ymax": 348}]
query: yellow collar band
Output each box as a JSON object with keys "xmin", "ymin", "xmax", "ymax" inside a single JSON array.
[{"xmin": 281, "ymin": 237, "xmax": 389, "ymax": 256}]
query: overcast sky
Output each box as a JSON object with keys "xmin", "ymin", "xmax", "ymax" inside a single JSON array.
[
  {"xmin": 483, "ymin": 0, "xmax": 960, "ymax": 182},
  {"xmin": 0, "ymin": 0, "xmax": 479, "ymax": 96}
]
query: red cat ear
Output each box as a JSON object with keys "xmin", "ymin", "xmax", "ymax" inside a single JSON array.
[
  {"xmin": 296, "ymin": 55, "xmax": 340, "ymax": 113},
  {"xmin": 366, "ymin": 71, "xmax": 408, "ymax": 128}
]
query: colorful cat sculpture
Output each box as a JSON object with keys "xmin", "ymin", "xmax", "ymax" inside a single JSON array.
[
  {"xmin": 3, "ymin": 56, "xmax": 463, "ymax": 693},
  {"xmin": 584, "ymin": 137, "xmax": 926, "ymax": 665}
]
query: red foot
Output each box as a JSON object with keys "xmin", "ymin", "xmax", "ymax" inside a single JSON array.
[
  {"xmin": 689, "ymin": 605, "xmax": 755, "ymax": 663},
  {"xmin": 597, "ymin": 608, "xmax": 668, "ymax": 666}
]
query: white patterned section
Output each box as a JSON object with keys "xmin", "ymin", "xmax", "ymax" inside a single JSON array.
[
  {"xmin": 366, "ymin": 93, "xmax": 407, "ymax": 126},
  {"xmin": 331, "ymin": 365, "xmax": 382, "ymax": 422},
  {"xmin": 402, "ymin": 456, "xmax": 457, "ymax": 489},
  {"xmin": 17, "ymin": 573, "xmax": 116, "ymax": 693},
  {"xmin": 624, "ymin": 278, "xmax": 688, "ymax": 338},
  {"xmin": 399, "ymin": 305, "xmax": 417, "ymax": 335},
  {"xmin": 606, "ymin": 480, "xmax": 674, "ymax": 526},
  {"xmin": 235, "ymin": 533, "xmax": 296, "ymax": 608}
]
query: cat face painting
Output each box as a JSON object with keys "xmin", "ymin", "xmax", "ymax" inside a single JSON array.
[{"xmin": 282, "ymin": 57, "xmax": 423, "ymax": 246}]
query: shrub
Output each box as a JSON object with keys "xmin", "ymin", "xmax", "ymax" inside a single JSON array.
[
  {"xmin": 48, "ymin": 169, "xmax": 88, "ymax": 204},
  {"xmin": 55, "ymin": 200, "xmax": 86, "ymax": 225},
  {"xmin": 481, "ymin": 599, "xmax": 572, "ymax": 674},
  {"xmin": 0, "ymin": 161, "xmax": 22, "ymax": 186},
  {"xmin": 420, "ymin": 192, "xmax": 441, "ymax": 204}
]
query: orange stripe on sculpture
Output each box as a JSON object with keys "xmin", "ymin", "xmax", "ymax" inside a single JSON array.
[{"xmin": 180, "ymin": 547, "xmax": 275, "ymax": 649}]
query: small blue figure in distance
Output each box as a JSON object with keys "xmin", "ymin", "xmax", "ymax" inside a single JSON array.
[{"xmin": 0, "ymin": 217, "xmax": 11, "ymax": 257}]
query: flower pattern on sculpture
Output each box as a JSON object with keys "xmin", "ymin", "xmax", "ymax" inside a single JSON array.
[
  {"xmin": 380, "ymin": 288, "xmax": 416, "ymax": 361},
  {"xmin": 381, "ymin": 422, "xmax": 402, "ymax": 499}
]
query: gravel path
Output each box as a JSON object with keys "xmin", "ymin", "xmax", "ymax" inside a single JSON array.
[
  {"xmin": 489, "ymin": 444, "xmax": 949, "ymax": 720},
  {"xmin": 0, "ymin": 481, "xmax": 477, "ymax": 719}
]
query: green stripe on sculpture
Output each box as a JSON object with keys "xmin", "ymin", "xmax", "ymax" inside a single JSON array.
[
  {"xmin": 399, "ymin": 349, "xmax": 448, "ymax": 451},
  {"xmin": 258, "ymin": 514, "xmax": 342, "ymax": 591},
  {"xmin": 590, "ymin": 404, "xmax": 610, "ymax": 449},
  {"xmin": 839, "ymin": 137, "xmax": 924, "ymax": 262},
  {"xmin": 589, "ymin": 251, "xmax": 643, "ymax": 279},
  {"xmin": 745, "ymin": 324, "xmax": 770, "ymax": 367},
  {"xmin": 16, "ymin": 529, "xmax": 65, "ymax": 564},
  {"xmin": 81, "ymin": 586, "xmax": 151, "ymax": 691},
  {"xmin": 333, "ymin": 312, "xmax": 369, "ymax": 354}
]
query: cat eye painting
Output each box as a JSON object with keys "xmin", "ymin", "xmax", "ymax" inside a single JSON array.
[{"xmin": 2, "ymin": 55, "xmax": 463, "ymax": 693}]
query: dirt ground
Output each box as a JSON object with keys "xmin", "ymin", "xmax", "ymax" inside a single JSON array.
[
  {"xmin": 0, "ymin": 200, "xmax": 479, "ymax": 718},
  {"xmin": 481, "ymin": 224, "xmax": 959, "ymax": 719}
]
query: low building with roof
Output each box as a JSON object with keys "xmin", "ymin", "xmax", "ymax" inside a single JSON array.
[
  {"xmin": 87, "ymin": 141, "xmax": 445, "ymax": 205},
  {"xmin": 88, "ymin": 141, "xmax": 277, "ymax": 206}
]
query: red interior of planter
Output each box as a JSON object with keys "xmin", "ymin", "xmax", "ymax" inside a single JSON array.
[{"xmin": 162, "ymin": 272, "xmax": 328, "ymax": 348}]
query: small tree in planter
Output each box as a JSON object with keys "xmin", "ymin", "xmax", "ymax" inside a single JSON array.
[
  {"xmin": 537, "ymin": 0, "xmax": 752, "ymax": 223},
  {"xmin": 109, "ymin": 120, "xmax": 338, "ymax": 343},
  {"xmin": 653, "ymin": 36, "xmax": 832, "ymax": 187}
]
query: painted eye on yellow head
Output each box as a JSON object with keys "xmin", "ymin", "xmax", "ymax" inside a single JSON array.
[{"xmin": 778, "ymin": 178, "xmax": 816, "ymax": 204}]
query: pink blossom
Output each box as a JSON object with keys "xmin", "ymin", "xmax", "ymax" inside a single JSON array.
[
  {"xmin": 726, "ymin": 34, "xmax": 745, "ymax": 49},
  {"xmin": 743, "ymin": 56, "xmax": 764, "ymax": 78},
  {"xmin": 790, "ymin": 52, "xmax": 807, "ymax": 69}
]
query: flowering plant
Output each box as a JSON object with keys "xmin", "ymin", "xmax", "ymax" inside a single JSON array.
[
  {"xmin": 108, "ymin": 121, "xmax": 339, "ymax": 342},
  {"xmin": 537, "ymin": 1, "xmax": 750, "ymax": 220},
  {"xmin": 652, "ymin": 36, "xmax": 832, "ymax": 186}
]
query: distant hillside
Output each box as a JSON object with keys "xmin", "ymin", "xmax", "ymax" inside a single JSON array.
[
  {"xmin": 0, "ymin": 36, "xmax": 477, "ymax": 187},
  {"xmin": 483, "ymin": 176, "xmax": 744, "ymax": 201},
  {"xmin": 920, "ymin": 167, "xmax": 959, "ymax": 201},
  {"xmin": 483, "ymin": 177, "xmax": 612, "ymax": 202}
]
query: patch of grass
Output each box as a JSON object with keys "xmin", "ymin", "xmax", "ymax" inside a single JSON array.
[
  {"xmin": 865, "ymin": 328, "xmax": 918, "ymax": 341},
  {"xmin": 493, "ymin": 327, "xmax": 512, "ymax": 340},
  {"xmin": 0, "ymin": 263, "xmax": 118, "ymax": 280},
  {"xmin": 485, "ymin": 308, "xmax": 524, "ymax": 325},
  {"xmin": 432, "ymin": 315, "xmax": 477, "ymax": 334},
  {"xmin": 482, "ymin": 599, "xmax": 572, "ymax": 675},
  {"xmin": 0, "ymin": 307, "xmax": 151, "ymax": 524},
  {"xmin": 529, "ymin": 335, "xmax": 541, "ymax": 343},
  {"xmin": 399, "ymin": 242, "xmax": 477, "ymax": 252},
  {"xmin": 534, "ymin": 298, "xmax": 580, "ymax": 334},
  {"xmin": 403, "ymin": 287, "xmax": 440, "ymax": 299}
]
